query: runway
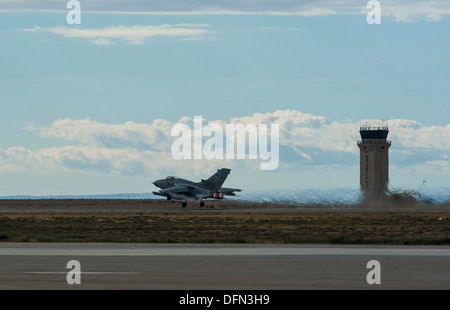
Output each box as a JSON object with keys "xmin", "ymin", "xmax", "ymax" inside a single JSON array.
[{"xmin": 0, "ymin": 243, "xmax": 449, "ymax": 290}]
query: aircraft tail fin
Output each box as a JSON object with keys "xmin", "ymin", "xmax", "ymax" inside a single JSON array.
[{"xmin": 202, "ymin": 168, "xmax": 231, "ymax": 190}]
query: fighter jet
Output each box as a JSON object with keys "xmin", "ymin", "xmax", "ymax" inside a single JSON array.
[{"xmin": 152, "ymin": 168, "xmax": 241, "ymax": 207}]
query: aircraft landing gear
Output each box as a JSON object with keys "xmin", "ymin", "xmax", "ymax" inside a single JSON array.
[
  {"xmin": 200, "ymin": 200, "xmax": 205, "ymax": 208},
  {"xmin": 181, "ymin": 202, "xmax": 187, "ymax": 208}
]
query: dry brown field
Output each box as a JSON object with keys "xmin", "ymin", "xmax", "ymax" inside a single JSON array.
[{"xmin": 0, "ymin": 199, "xmax": 449, "ymax": 244}]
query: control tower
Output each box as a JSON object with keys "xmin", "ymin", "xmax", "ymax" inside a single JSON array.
[{"xmin": 357, "ymin": 124, "xmax": 391, "ymax": 199}]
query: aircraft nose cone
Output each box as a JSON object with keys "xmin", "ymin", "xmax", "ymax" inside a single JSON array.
[{"xmin": 153, "ymin": 180, "xmax": 162, "ymax": 188}]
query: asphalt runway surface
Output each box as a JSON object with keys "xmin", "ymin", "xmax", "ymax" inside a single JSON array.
[{"xmin": 0, "ymin": 243, "xmax": 449, "ymax": 290}]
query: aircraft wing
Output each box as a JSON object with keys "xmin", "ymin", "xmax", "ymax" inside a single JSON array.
[
  {"xmin": 219, "ymin": 187, "xmax": 242, "ymax": 196},
  {"xmin": 162, "ymin": 183, "xmax": 194, "ymax": 195},
  {"xmin": 161, "ymin": 182, "xmax": 211, "ymax": 199}
]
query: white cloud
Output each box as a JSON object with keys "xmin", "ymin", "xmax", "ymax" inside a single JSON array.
[
  {"xmin": 25, "ymin": 24, "xmax": 213, "ymax": 45},
  {"xmin": 2, "ymin": 110, "xmax": 450, "ymax": 179},
  {"xmin": 4, "ymin": 0, "xmax": 450, "ymax": 21},
  {"xmin": 90, "ymin": 38, "xmax": 116, "ymax": 46},
  {"xmin": 398, "ymin": 160, "xmax": 450, "ymax": 176},
  {"xmin": 388, "ymin": 119, "xmax": 450, "ymax": 150},
  {"xmin": 380, "ymin": 0, "xmax": 450, "ymax": 22},
  {"xmin": 230, "ymin": 110, "xmax": 358, "ymax": 154},
  {"xmin": 26, "ymin": 118, "xmax": 174, "ymax": 152}
]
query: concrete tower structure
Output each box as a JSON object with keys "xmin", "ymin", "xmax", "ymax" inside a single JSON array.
[{"xmin": 357, "ymin": 124, "xmax": 391, "ymax": 199}]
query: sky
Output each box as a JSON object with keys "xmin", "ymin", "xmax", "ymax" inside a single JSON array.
[{"xmin": 0, "ymin": 0, "xmax": 449, "ymax": 196}]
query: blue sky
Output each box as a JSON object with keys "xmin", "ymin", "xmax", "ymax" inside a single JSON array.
[{"xmin": 1, "ymin": 1, "xmax": 449, "ymax": 195}]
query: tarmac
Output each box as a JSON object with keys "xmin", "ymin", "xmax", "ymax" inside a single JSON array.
[{"xmin": 0, "ymin": 243, "xmax": 449, "ymax": 290}]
